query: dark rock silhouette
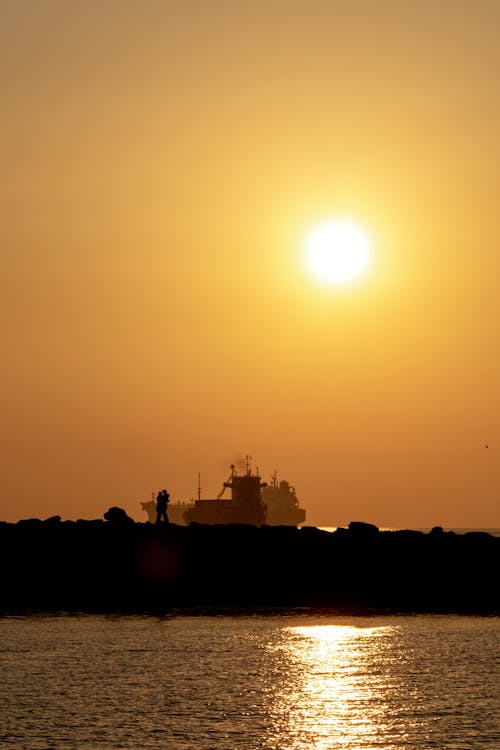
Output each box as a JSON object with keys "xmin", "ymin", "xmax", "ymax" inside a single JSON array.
[
  {"xmin": 0, "ymin": 517, "xmax": 498, "ymax": 614},
  {"xmin": 103, "ymin": 506, "xmax": 134, "ymax": 525},
  {"xmin": 348, "ymin": 521, "xmax": 379, "ymax": 536}
]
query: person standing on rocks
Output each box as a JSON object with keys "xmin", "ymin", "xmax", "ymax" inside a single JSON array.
[{"xmin": 155, "ymin": 489, "xmax": 170, "ymax": 524}]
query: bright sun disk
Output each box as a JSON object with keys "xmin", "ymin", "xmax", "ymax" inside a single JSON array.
[{"xmin": 307, "ymin": 221, "xmax": 370, "ymax": 282}]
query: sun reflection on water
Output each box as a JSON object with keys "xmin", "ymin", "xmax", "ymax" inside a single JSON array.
[{"xmin": 266, "ymin": 622, "xmax": 399, "ymax": 749}]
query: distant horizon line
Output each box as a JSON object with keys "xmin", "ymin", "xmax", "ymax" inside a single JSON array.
[
  {"xmin": 2, "ymin": 516, "xmax": 499, "ymax": 536},
  {"xmin": 318, "ymin": 526, "xmax": 500, "ymax": 536}
]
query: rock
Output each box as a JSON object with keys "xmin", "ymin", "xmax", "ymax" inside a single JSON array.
[
  {"xmin": 430, "ymin": 525, "xmax": 444, "ymax": 535},
  {"xmin": 348, "ymin": 521, "xmax": 379, "ymax": 535},
  {"xmin": 103, "ymin": 507, "xmax": 134, "ymax": 525}
]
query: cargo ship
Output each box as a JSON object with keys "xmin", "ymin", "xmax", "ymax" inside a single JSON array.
[
  {"xmin": 141, "ymin": 460, "xmax": 306, "ymax": 527},
  {"xmin": 262, "ymin": 471, "xmax": 306, "ymax": 526},
  {"xmin": 183, "ymin": 461, "xmax": 267, "ymax": 525}
]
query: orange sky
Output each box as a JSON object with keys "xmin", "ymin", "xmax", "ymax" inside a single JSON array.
[{"xmin": 2, "ymin": 1, "xmax": 500, "ymax": 526}]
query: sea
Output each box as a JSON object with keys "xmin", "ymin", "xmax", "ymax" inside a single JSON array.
[{"xmin": 0, "ymin": 614, "xmax": 498, "ymax": 749}]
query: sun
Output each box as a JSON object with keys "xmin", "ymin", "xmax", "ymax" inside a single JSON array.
[{"xmin": 307, "ymin": 221, "xmax": 370, "ymax": 283}]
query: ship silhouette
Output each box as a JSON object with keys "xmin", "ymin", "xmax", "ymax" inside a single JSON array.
[
  {"xmin": 262, "ymin": 471, "xmax": 306, "ymax": 526},
  {"xmin": 141, "ymin": 460, "xmax": 306, "ymax": 526}
]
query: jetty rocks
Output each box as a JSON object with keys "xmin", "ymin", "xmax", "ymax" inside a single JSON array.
[{"xmin": 0, "ymin": 516, "xmax": 498, "ymax": 614}]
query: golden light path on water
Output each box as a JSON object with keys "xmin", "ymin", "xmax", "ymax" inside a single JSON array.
[
  {"xmin": 265, "ymin": 622, "xmax": 407, "ymax": 749},
  {"xmin": 1, "ymin": 616, "xmax": 498, "ymax": 748}
]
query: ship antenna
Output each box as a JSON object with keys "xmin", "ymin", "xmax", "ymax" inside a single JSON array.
[
  {"xmin": 197, "ymin": 472, "xmax": 202, "ymax": 501},
  {"xmin": 245, "ymin": 454, "xmax": 252, "ymax": 475}
]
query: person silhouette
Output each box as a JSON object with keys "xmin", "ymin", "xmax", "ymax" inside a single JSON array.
[{"xmin": 155, "ymin": 489, "xmax": 170, "ymax": 524}]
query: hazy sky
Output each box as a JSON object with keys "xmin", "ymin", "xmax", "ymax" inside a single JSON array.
[{"xmin": 2, "ymin": 1, "xmax": 500, "ymax": 526}]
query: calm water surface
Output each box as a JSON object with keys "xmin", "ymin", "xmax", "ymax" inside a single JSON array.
[{"xmin": 0, "ymin": 615, "xmax": 498, "ymax": 749}]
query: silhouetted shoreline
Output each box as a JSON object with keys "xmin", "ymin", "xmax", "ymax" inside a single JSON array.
[{"xmin": 1, "ymin": 518, "xmax": 498, "ymax": 615}]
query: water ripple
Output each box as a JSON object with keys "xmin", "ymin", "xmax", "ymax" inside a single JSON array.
[{"xmin": 0, "ymin": 615, "xmax": 498, "ymax": 749}]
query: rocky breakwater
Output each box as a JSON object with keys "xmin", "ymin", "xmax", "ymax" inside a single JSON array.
[{"xmin": 0, "ymin": 514, "xmax": 498, "ymax": 614}]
